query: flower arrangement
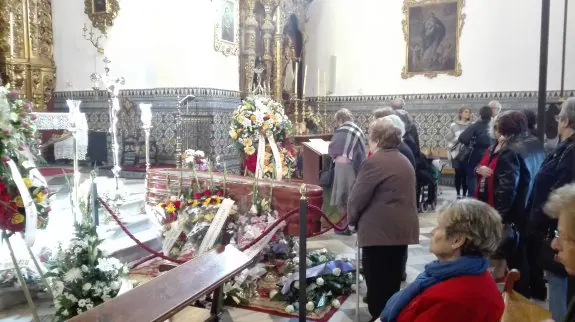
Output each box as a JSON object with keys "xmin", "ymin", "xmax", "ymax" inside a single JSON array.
[
  {"xmin": 0, "ymin": 84, "xmax": 50, "ymax": 234},
  {"xmin": 277, "ymin": 249, "xmax": 357, "ymax": 314},
  {"xmin": 182, "ymin": 149, "xmax": 209, "ymax": 171},
  {"xmin": 302, "ymin": 106, "xmax": 323, "ymax": 134},
  {"xmin": 45, "ymin": 221, "xmax": 128, "ymax": 321},
  {"xmin": 158, "ymin": 186, "xmax": 227, "ymax": 258},
  {"xmin": 229, "ymin": 96, "xmax": 295, "ymax": 179}
]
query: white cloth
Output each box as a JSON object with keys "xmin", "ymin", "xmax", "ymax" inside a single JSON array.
[{"xmin": 54, "ymin": 113, "xmax": 89, "ymax": 160}]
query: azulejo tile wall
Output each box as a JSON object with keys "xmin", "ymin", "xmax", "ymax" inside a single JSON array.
[
  {"xmin": 53, "ymin": 88, "xmax": 574, "ymax": 171},
  {"xmin": 309, "ymin": 90, "xmax": 574, "ymax": 152},
  {"xmin": 53, "ymin": 88, "xmax": 242, "ymax": 171}
]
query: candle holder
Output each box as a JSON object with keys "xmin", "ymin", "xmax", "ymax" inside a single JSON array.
[
  {"xmin": 139, "ymin": 103, "xmax": 153, "ymax": 194},
  {"xmin": 66, "ymin": 99, "xmax": 82, "ymax": 223}
]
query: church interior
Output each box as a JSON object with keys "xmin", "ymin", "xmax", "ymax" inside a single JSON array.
[{"xmin": 0, "ymin": 0, "xmax": 574, "ymax": 321}]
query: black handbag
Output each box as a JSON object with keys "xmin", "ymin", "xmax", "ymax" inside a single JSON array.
[
  {"xmin": 496, "ymin": 223, "xmax": 520, "ymax": 259},
  {"xmin": 319, "ymin": 161, "xmax": 334, "ymax": 188},
  {"xmin": 455, "ymin": 136, "xmax": 476, "ymax": 164}
]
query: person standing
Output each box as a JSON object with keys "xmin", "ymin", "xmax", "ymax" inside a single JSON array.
[
  {"xmin": 391, "ymin": 98, "xmax": 420, "ymax": 152},
  {"xmin": 528, "ymin": 98, "xmax": 575, "ymax": 320},
  {"xmin": 458, "ymin": 105, "xmax": 493, "ymax": 194},
  {"xmin": 348, "ymin": 118, "xmax": 419, "ymax": 322},
  {"xmin": 446, "ymin": 106, "xmax": 472, "ymax": 198},
  {"xmin": 327, "ymin": 108, "xmax": 366, "ymax": 235}
]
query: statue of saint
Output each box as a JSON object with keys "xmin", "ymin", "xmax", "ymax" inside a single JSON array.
[{"xmin": 282, "ymin": 36, "xmax": 297, "ymax": 94}]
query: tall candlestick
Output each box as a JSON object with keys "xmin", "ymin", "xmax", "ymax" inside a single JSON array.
[
  {"xmin": 294, "ymin": 61, "xmax": 299, "ymax": 97},
  {"xmin": 322, "ymin": 72, "xmax": 327, "ymax": 97},
  {"xmin": 317, "ymin": 68, "xmax": 320, "ymax": 96},
  {"xmin": 303, "ymin": 65, "xmax": 308, "ymax": 97},
  {"xmin": 9, "ymin": 13, "xmax": 14, "ymax": 57}
]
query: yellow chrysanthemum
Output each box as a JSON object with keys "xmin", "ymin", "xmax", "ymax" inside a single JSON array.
[
  {"xmin": 35, "ymin": 192, "xmax": 45, "ymax": 203},
  {"xmin": 23, "ymin": 178, "xmax": 32, "ymax": 188},
  {"xmin": 158, "ymin": 202, "xmax": 165, "ymax": 207},
  {"xmin": 203, "ymin": 198, "xmax": 211, "ymax": 206},
  {"xmin": 10, "ymin": 214, "xmax": 25, "ymax": 224},
  {"xmin": 243, "ymin": 138, "xmax": 253, "ymax": 147},
  {"xmin": 192, "ymin": 200, "xmax": 199, "ymax": 207},
  {"xmin": 244, "ymin": 146, "xmax": 256, "ymax": 155},
  {"xmin": 14, "ymin": 196, "xmax": 24, "ymax": 208},
  {"xmin": 229, "ymin": 130, "xmax": 238, "ymax": 140},
  {"xmin": 204, "ymin": 213, "xmax": 215, "ymax": 222},
  {"xmin": 165, "ymin": 204, "xmax": 176, "ymax": 213}
]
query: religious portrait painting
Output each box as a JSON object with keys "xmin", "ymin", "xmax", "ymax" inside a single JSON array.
[
  {"xmin": 214, "ymin": 0, "xmax": 239, "ymax": 56},
  {"xmin": 401, "ymin": 0, "xmax": 465, "ymax": 79},
  {"xmin": 92, "ymin": 0, "xmax": 108, "ymax": 14}
]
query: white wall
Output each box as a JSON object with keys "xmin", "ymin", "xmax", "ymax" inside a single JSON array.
[
  {"xmin": 51, "ymin": 0, "xmax": 239, "ymax": 91},
  {"xmin": 305, "ymin": 0, "xmax": 575, "ymax": 96}
]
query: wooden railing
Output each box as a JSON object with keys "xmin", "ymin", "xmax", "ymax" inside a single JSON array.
[{"xmin": 69, "ymin": 245, "xmax": 253, "ymax": 322}]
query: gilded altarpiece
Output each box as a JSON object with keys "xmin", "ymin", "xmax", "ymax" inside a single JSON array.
[
  {"xmin": 238, "ymin": 0, "xmax": 311, "ymax": 113},
  {"xmin": 0, "ymin": 0, "xmax": 56, "ymax": 111}
]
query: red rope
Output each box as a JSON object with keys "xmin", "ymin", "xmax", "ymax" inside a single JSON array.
[{"xmin": 98, "ymin": 197, "xmax": 349, "ymax": 269}]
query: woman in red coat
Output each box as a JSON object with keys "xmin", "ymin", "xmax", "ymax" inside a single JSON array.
[{"xmin": 378, "ymin": 199, "xmax": 505, "ymax": 322}]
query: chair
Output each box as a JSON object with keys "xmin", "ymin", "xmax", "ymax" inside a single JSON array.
[
  {"xmin": 118, "ymin": 97, "xmax": 158, "ymax": 166},
  {"xmin": 500, "ymin": 269, "xmax": 551, "ymax": 322}
]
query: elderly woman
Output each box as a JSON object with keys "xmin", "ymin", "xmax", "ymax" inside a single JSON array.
[
  {"xmin": 347, "ymin": 118, "xmax": 419, "ymax": 321},
  {"xmin": 379, "ymin": 199, "xmax": 505, "ymax": 322},
  {"xmin": 327, "ymin": 108, "xmax": 366, "ymax": 235},
  {"xmin": 370, "ymin": 107, "xmax": 415, "ymax": 168},
  {"xmin": 543, "ymin": 184, "xmax": 575, "ymax": 322}
]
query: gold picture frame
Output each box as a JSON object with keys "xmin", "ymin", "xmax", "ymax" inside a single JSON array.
[
  {"xmin": 401, "ymin": 0, "xmax": 466, "ymax": 79},
  {"xmin": 214, "ymin": 0, "xmax": 239, "ymax": 56},
  {"xmin": 84, "ymin": 0, "xmax": 120, "ymax": 35}
]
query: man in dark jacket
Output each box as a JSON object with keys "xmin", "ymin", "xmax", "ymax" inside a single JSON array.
[
  {"xmin": 458, "ymin": 105, "xmax": 494, "ymax": 195},
  {"xmin": 527, "ymin": 98, "xmax": 575, "ymax": 320},
  {"xmin": 391, "ymin": 98, "xmax": 421, "ymax": 152}
]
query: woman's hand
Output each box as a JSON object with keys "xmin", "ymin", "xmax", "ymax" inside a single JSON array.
[{"xmin": 476, "ymin": 166, "xmax": 493, "ymax": 177}]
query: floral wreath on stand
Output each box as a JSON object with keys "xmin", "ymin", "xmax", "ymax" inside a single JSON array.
[
  {"xmin": 229, "ymin": 96, "xmax": 296, "ymax": 179},
  {"xmin": 0, "ymin": 84, "xmax": 50, "ymax": 239}
]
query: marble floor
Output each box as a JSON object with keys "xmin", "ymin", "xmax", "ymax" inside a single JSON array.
[{"xmin": 0, "ymin": 170, "xmax": 452, "ymax": 322}]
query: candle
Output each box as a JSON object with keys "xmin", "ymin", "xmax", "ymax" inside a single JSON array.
[
  {"xmin": 294, "ymin": 61, "xmax": 299, "ymax": 97},
  {"xmin": 317, "ymin": 68, "xmax": 320, "ymax": 97},
  {"xmin": 303, "ymin": 65, "xmax": 308, "ymax": 97},
  {"xmin": 9, "ymin": 12, "xmax": 14, "ymax": 56},
  {"xmin": 323, "ymin": 72, "xmax": 327, "ymax": 96}
]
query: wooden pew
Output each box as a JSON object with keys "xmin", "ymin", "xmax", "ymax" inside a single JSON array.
[{"xmin": 69, "ymin": 245, "xmax": 252, "ymax": 322}]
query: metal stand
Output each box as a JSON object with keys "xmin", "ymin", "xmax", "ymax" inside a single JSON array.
[
  {"xmin": 355, "ymin": 241, "xmax": 360, "ymax": 322},
  {"xmin": 536, "ymin": 0, "xmax": 550, "ymax": 142},
  {"xmin": 298, "ymin": 184, "xmax": 308, "ymax": 322},
  {"xmin": 2, "ymin": 232, "xmax": 40, "ymax": 322},
  {"xmin": 143, "ymin": 125, "xmax": 152, "ymax": 193}
]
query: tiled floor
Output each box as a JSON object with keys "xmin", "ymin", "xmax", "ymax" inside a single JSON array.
[{"xmin": 0, "ymin": 173, "xmax": 453, "ymax": 322}]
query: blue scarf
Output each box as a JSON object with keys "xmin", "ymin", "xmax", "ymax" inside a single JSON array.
[{"xmin": 380, "ymin": 256, "xmax": 489, "ymax": 322}]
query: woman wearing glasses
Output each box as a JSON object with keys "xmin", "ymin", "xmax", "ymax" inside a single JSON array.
[{"xmin": 527, "ymin": 97, "xmax": 575, "ymax": 321}]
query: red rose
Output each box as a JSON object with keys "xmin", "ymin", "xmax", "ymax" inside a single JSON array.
[
  {"xmin": 203, "ymin": 189, "xmax": 211, "ymax": 197},
  {"xmin": 20, "ymin": 112, "xmax": 28, "ymax": 118},
  {"xmin": 9, "ymin": 90, "xmax": 18, "ymax": 98},
  {"xmin": 173, "ymin": 200, "xmax": 182, "ymax": 208},
  {"xmin": 244, "ymin": 154, "xmax": 257, "ymax": 174},
  {"xmin": 194, "ymin": 193, "xmax": 202, "ymax": 200},
  {"xmin": 168, "ymin": 213, "xmax": 177, "ymax": 221},
  {"xmin": 30, "ymin": 114, "xmax": 37, "ymax": 121},
  {"xmin": 1, "ymin": 129, "xmax": 9, "ymax": 136},
  {"xmin": 216, "ymin": 190, "xmax": 223, "ymax": 197}
]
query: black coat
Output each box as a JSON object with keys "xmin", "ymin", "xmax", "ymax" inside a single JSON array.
[
  {"xmin": 458, "ymin": 119, "xmax": 493, "ymax": 168},
  {"xmin": 528, "ymin": 134, "xmax": 575, "ymax": 234},
  {"xmin": 493, "ymin": 134, "xmax": 545, "ymax": 230}
]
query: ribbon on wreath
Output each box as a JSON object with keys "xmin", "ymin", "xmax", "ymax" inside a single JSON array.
[
  {"xmin": 5, "ymin": 159, "xmax": 37, "ymax": 246},
  {"xmin": 254, "ymin": 132, "xmax": 283, "ymax": 181}
]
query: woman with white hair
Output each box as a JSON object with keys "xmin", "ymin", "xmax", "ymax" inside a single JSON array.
[
  {"xmin": 348, "ymin": 118, "xmax": 419, "ymax": 321},
  {"xmin": 370, "ymin": 107, "xmax": 415, "ymax": 168}
]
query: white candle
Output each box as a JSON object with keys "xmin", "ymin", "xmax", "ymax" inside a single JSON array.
[
  {"xmin": 303, "ymin": 65, "xmax": 308, "ymax": 97},
  {"xmin": 294, "ymin": 61, "xmax": 299, "ymax": 97},
  {"xmin": 9, "ymin": 12, "xmax": 14, "ymax": 56},
  {"xmin": 323, "ymin": 72, "xmax": 327, "ymax": 97},
  {"xmin": 317, "ymin": 68, "xmax": 320, "ymax": 97}
]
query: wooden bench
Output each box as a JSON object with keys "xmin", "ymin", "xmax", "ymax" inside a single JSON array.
[{"xmin": 69, "ymin": 246, "xmax": 252, "ymax": 322}]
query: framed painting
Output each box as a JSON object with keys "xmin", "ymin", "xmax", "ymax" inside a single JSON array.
[
  {"xmin": 214, "ymin": 0, "xmax": 239, "ymax": 56},
  {"xmin": 84, "ymin": 0, "xmax": 120, "ymax": 34},
  {"xmin": 401, "ymin": 0, "xmax": 466, "ymax": 79}
]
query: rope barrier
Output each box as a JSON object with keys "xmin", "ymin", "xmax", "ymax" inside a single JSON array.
[{"xmin": 97, "ymin": 197, "xmax": 349, "ymax": 269}]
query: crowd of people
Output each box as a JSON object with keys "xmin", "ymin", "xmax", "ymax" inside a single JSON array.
[{"xmin": 324, "ymin": 97, "xmax": 575, "ymax": 322}]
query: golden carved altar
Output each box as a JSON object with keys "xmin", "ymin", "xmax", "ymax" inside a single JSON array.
[{"xmin": 0, "ymin": 0, "xmax": 56, "ymax": 111}]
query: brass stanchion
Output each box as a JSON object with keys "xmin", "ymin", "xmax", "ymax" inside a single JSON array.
[{"xmin": 298, "ymin": 184, "xmax": 308, "ymax": 322}]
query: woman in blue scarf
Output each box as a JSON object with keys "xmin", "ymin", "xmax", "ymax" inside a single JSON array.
[{"xmin": 378, "ymin": 199, "xmax": 505, "ymax": 322}]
